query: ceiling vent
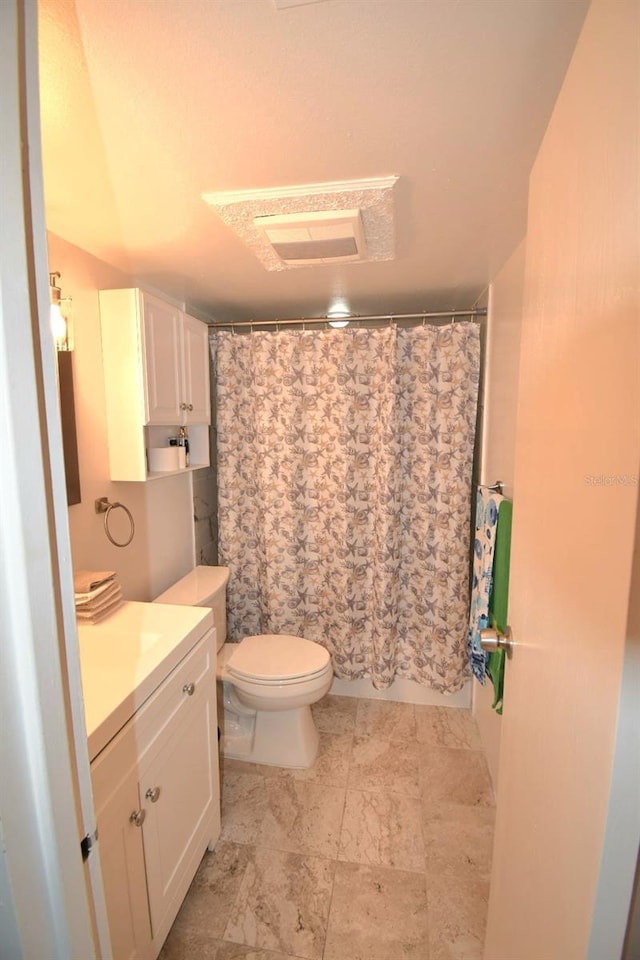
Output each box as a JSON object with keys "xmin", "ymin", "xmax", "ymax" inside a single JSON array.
[
  {"xmin": 254, "ymin": 209, "xmax": 366, "ymax": 266},
  {"xmin": 202, "ymin": 176, "xmax": 398, "ymax": 271}
]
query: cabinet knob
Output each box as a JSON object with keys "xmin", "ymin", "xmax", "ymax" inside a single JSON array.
[
  {"xmin": 129, "ymin": 809, "xmax": 146, "ymax": 827},
  {"xmin": 180, "ymin": 402, "xmax": 187, "ymax": 411},
  {"xmin": 187, "ymin": 403, "xmax": 194, "ymax": 411},
  {"xmin": 182, "ymin": 681, "xmax": 196, "ymax": 697},
  {"xmin": 145, "ymin": 786, "xmax": 161, "ymax": 803}
]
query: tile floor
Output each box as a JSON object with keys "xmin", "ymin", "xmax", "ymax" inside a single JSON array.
[{"xmin": 160, "ymin": 695, "xmax": 495, "ymax": 960}]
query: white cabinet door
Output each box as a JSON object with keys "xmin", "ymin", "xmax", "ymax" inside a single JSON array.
[
  {"xmin": 139, "ymin": 684, "xmax": 218, "ymax": 945},
  {"xmin": 142, "ymin": 294, "xmax": 183, "ymax": 425},
  {"xmin": 94, "ymin": 770, "xmax": 152, "ymax": 960},
  {"xmin": 182, "ymin": 313, "xmax": 210, "ymax": 424}
]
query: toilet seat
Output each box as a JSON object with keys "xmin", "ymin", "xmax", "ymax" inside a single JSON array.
[{"xmin": 226, "ymin": 634, "xmax": 330, "ymax": 684}]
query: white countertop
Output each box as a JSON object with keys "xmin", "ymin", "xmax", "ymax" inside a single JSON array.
[{"xmin": 78, "ymin": 601, "xmax": 214, "ymax": 761}]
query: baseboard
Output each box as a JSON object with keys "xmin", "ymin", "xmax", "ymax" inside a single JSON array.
[{"xmin": 329, "ymin": 676, "xmax": 472, "ymax": 708}]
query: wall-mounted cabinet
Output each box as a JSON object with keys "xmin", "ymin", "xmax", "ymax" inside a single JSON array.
[{"xmin": 99, "ymin": 288, "xmax": 211, "ymax": 481}]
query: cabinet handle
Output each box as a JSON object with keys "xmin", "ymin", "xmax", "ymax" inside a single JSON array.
[
  {"xmin": 145, "ymin": 786, "xmax": 161, "ymax": 803},
  {"xmin": 182, "ymin": 681, "xmax": 196, "ymax": 697},
  {"xmin": 187, "ymin": 403, "xmax": 194, "ymax": 411},
  {"xmin": 180, "ymin": 402, "xmax": 187, "ymax": 411},
  {"xmin": 129, "ymin": 809, "xmax": 146, "ymax": 827}
]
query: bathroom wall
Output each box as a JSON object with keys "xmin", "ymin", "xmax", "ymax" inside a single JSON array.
[
  {"xmin": 473, "ymin": 237, "xmax": 526, "ymax": 788},
  {"xmin": 193, "ymin": 360, "xmax": 218, "ymax": 566},
  {"xmin": 193, "ymin": 463, "xmax": 218, "ymax": 567},
  {"xmin": 48, "ymin": 233, "xmax": 195, "ymax": 600}
]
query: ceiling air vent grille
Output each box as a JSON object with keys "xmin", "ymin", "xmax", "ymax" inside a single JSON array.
[{"xmin": 253, "ymin": 209, "xmax": 366, "ymax": 266}]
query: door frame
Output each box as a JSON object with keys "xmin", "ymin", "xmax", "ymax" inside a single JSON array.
[{"xmin": 0, "ymin": 1, "xmax": 110, "ymax": 955}]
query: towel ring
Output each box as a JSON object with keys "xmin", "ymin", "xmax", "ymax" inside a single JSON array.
[{"xmin": 95, "ymin": 497, "xmax": 135, "ymax": 548}]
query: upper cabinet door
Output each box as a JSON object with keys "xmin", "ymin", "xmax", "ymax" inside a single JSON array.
[
  {"xmin": 142, "ymin": 294, "xmax": 183, "ymax": 425},
  {"xmin": 182, "ymin": 313, "xmax": 210, "ymax": 424}
]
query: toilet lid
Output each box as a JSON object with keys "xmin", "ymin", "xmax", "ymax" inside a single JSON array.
[{"xmin": 226, "ymin": 634, "xmax": 330, "ymax": 682}]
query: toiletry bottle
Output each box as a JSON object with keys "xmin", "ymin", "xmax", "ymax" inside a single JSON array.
[{"xmin": 179, "ymin": 425, "xmax": 190, "ymax": 466}]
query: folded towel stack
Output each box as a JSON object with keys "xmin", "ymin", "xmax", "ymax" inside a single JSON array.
[{"xmin": 74, "ymin": 570, "xmax": 123, "ymax": 624}]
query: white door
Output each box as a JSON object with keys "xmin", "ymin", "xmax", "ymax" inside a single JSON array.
[
  {"xmin": 484, "ymin": 2, "xmax": 640, "ymax": 958},
  {"xmin": 93, "ymin": 771, "xmax": 152, "ymax": 960},
  {"xmin": 140, "ymin": 685, "xmax": 218, "ymax": 946},
  {"xmin": 182, "ymin": 312, "xmax": 211, "ymax": 424},
  {"xmin": 0, "ymin": 2, "xmax": 109, "ymax": 956},
  {"xmin": 142, "ymin": 292, "xmax": 183, "ymax": 424}
]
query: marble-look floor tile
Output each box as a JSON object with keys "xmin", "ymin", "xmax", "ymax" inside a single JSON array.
[
  {"xmin": 420, "ymin": 748, "xmax": 494, "ymax": 808},
  {"xmin": 221, "ymin": 756, "xmax": 271, "ymax": 780},
  {"xmin": 223, "ymin": 846, "xmax": 335, "ymax": 960},
  {"xmin": 165, "ymin": 692, "xmax": 496, "ymax": 960},
  {"xmin": 323, "ymin": 861, "xmax": 428, "ymax": 960},
  {"xmin": 159, "ymin": 929, "xmax": 220, "ymax": 960},
  {"xmin": 349, "ymin": 736, "xmax": 421, "ymax": 798},
  {"xmin": 339, "ymin": 789, "xmax": 425, "ymax": 872},
  {"xmin": 427, "ymin": 873, "xmax": 490, "ymax": 960},
  {"xmin": 415, "ymin": 706, "xmax": 482, "ymax": 751},
  {"xmin": 258, "ymin": 779, "xmax": 345, "ymax": 858},
  {"xmin": 215, "ymin": 941, "xmax": 303, "ymax": 959},
  {"xmin": 423, "ymin": 803, "xmax": 495, "ymax": 880},
  {"xmin": 220, "ymin": 772, "xmax": 268, "ymax": 843},
  {"xmin": 265, "ymin": 733, "xmax": 352, "ymax": 788},
  {"xmin": 166, "ymin": 842, "xmax": 253, "ymax": 940},
  {"xmin": 311, "ymin": 694, "xmax": 357, "ymax": 735},
  {"xmin": 355, "ymin": 698, "xmax": 417, "ymax": 741}
]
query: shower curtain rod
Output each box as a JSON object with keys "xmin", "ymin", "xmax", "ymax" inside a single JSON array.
[{"xmin": 207, "ymin": 307, "xmax": 487, "ymax": 330}]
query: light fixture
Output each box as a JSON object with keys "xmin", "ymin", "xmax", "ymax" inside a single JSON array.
[
  {"xmin": 327, "ymin": 297, "xmax": 351, "ymax": 328},
  {"xmin": 49, "ymin": 272, "xmax": 73, "ymax": 351}
]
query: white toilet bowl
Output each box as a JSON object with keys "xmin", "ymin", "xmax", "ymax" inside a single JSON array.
[
  {"xmin": 154, "ymin": 568, "xmax": 332, "ymax": 768},
  {"xmin": 218, "ymin": 634, "xmax": 332, "ymax": 767}
]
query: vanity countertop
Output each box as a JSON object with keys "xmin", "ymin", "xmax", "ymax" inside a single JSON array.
[{"xmin": 78, "ymin": 600, "xmax": 214, "ymax": 761}]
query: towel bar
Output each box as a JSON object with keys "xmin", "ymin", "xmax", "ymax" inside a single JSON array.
[{"xmin": 480, "ymin": 480, "xmax": 504, "ymax": 495}]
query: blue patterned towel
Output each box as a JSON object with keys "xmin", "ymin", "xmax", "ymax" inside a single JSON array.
[{"xmin": 467, "ymin": 486, "xmax": 504, "ymax": 683}]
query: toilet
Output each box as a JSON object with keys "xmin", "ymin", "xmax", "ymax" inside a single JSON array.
[{"xmin": 154, "ymin": 566, "xmax": 333, "ymax": 768}]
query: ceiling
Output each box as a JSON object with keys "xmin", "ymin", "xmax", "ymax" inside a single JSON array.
[{"xmin": 38, "ymin": 0, "xmax": 589, "ymax": 323}]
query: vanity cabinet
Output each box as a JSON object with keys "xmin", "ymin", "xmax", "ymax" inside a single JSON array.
[
  {"xmin": 91, "ymin": 629, "xmax": 220, "ymax": 960},
  {"xmin": 99, "ymin": 288, "xmax": 211, "ymax": 480}
]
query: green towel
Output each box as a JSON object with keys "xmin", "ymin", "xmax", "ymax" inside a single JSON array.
[{"xmin": 487, "ymin": 499, "xmax": 512, "ymax": 714}]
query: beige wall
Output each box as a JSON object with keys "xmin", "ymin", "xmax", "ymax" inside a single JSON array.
[
  {"xmin": 48, "ymin": 233, "xmax": 195, "ymax": 600},
  {"xmin": 473, "ymin": 239, "xmax": 525, "ymax": 789}
]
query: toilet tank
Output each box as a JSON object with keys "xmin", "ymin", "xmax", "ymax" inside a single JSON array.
[{"xmin": 154, "ymin": 566, "xmax": 230, "ymax": 651}]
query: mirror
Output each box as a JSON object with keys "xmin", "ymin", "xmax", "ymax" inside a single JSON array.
[{"xmin": 57, "ymin": 350, "xmax": 81, "ymax": 505}]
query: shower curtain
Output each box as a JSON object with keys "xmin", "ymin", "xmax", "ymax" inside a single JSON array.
[{"xmin": 213, "ymin": 323, "xmax": 480, "ymax": 692}]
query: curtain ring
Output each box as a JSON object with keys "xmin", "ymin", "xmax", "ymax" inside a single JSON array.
[{"xmin": 95, "ymin": 497, "xmax": 135, "ymax": 548}]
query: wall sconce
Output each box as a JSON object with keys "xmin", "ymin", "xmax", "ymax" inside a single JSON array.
[{"xmin": 49, "ymin": 271, "xmax": 73, "ymax": 351}]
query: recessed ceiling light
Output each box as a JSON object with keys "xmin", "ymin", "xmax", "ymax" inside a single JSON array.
[{"xmin": 327, "ymin": 298, "xmax": 351, "ymax": 328}]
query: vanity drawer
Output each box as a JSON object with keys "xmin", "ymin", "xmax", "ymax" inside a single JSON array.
[{"xmin": 134, "ymin": 628, "xmax": 214, "ymax": 764}]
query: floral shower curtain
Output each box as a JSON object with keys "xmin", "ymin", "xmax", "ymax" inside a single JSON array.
[{"xmin": 213, "ymin": 323, "xmax": 480, "ymax": 692}]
